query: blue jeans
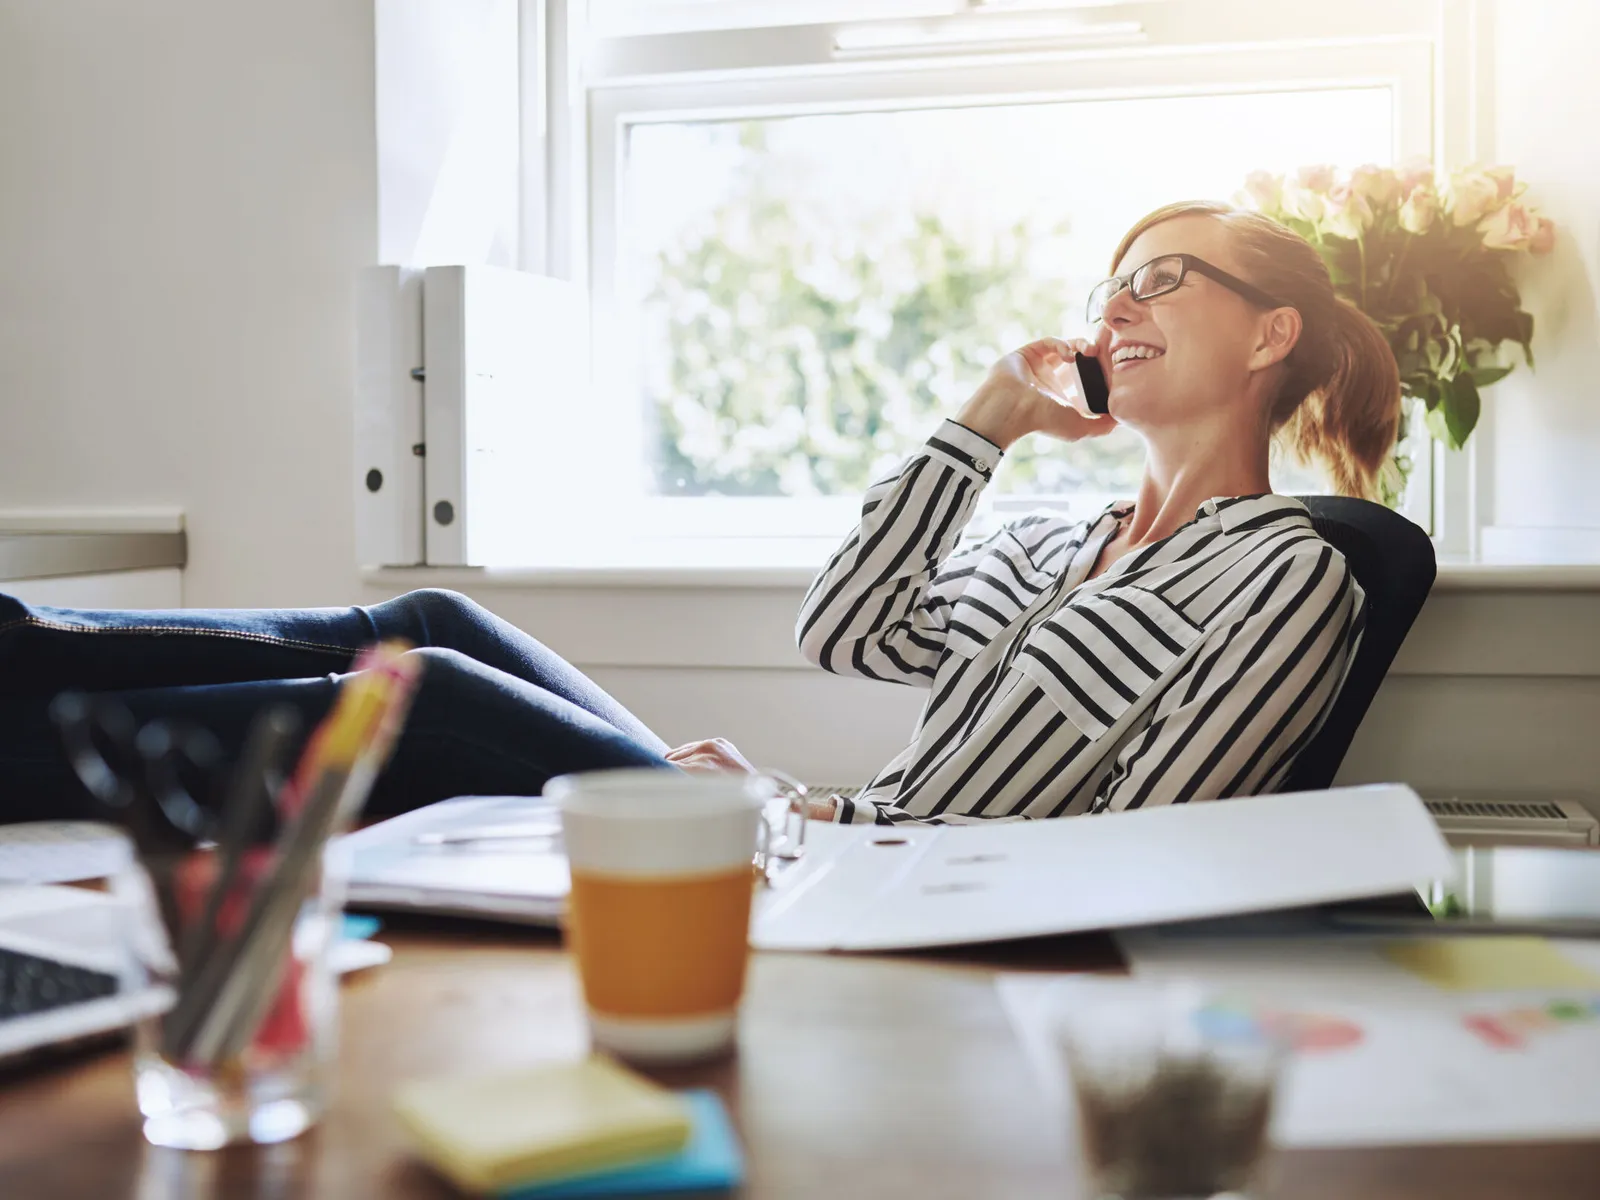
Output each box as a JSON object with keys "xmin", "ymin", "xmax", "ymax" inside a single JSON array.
[{"xmin": 0, "ymin": 588, "xmax": 672, "ymax": 823}]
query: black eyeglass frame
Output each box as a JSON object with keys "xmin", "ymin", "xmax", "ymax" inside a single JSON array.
[{"xmin": 1086, "ymin": 253, "xmax": 1285, "ymax": 325}]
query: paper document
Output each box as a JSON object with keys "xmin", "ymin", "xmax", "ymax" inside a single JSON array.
[
  {"xmin": 999, "ymin": 967, "xmax": 1600, "ymax": 1147},
  {"xmin": 753, "ymin": 785, "xmax": 1452, "ymax": 952},
  {"xmin": 336, "ymin": 796, "xmax": 567, "ymax": 924},
  {"xmin": 1017, "ymin": 933, "xmax": 1600, "ymax": 1145}
]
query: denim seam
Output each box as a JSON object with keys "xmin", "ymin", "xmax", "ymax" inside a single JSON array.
[{"xmin": 0, "ymin": 616, "xmax": 354, "ymax": 658}]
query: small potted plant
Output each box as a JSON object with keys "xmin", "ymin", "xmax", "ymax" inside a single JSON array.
[{"xmin": 1237, "ymin": 161, "xmax": 1555, "ymax": 504}]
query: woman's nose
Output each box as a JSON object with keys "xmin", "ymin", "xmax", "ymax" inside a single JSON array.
[{"xmin": 1101, "ymin": 285, "xmax": 1140, "ymax": 326}]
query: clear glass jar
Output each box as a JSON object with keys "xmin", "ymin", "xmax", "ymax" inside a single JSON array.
[
  {"xmin": 132, "ymin": 848, "xmax": 344, "ymax": 1150},
  {"xmin": 1050, "ymin": 978, "xmax": 1286, "ymax": 1200}
]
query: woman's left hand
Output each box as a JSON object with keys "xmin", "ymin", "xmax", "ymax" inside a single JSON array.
[
  {"xmin": 665, "ymin": 737, "xmax": 756, "ymax": 775},
  {"xmin": 805, "ymin": 796, "xmax": 839, "ymax": 821}
]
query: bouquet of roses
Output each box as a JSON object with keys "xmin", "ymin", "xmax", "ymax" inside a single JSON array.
[{"xmin": 1237, "ymin": 161, "xmax": 1554, "ymax": 454}]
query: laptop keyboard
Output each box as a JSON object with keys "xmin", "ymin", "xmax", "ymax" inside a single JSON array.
[{"xmin": 1, "ymin": 946, "xmax": 119, "ymax": 1019}]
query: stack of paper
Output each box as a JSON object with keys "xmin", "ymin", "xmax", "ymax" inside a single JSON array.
[{"xmin": 1000, "ymin": 935, "xmax": 1600, "ymax": 1147}]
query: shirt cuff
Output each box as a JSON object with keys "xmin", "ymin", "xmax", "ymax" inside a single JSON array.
[
  {"xmin": 924, "ymin": 420, "xmax": 1003, "ymax": 484},
  {"xmin": 833, "ymin": 795, "xmax": 878, "ymax": 825}
]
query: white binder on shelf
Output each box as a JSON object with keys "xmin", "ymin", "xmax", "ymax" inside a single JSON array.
[
  {"xmin": 421, "ymin": 265, "xmax": 589, "ymax": 567},
  {"xmin": 354, "ymin": 266, "xmax": 426, "ymax": 567}
]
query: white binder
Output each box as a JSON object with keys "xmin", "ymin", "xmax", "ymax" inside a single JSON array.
[
  {"xmin": 354, "ymin": 266, "xmax": 426, "ymax": 566},
  {"xmin": 421, "ymin": 265, "xmax": 589, "ymax": 566},
  {"xmin": 751, "ymin": 784, "xmax": 1454, "ymax": 952}
]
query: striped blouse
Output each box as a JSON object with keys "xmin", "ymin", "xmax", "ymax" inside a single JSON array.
[{"xmin": 796, "ymin": 420, "xmax": 1366, "ymax": 825}]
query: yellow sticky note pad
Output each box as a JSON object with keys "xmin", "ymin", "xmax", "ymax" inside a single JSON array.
[
  {"xmin": 393, "ymin": 1056, "xmax": 692, "ymax": 1193},
  {"xmin": 1382, "ymin": 937, "xmax": 1600, "ymax": 992}
]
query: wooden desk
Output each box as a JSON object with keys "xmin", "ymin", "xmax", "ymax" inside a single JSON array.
[{"xmin": 2, "ymin": 923, "xmax": 1597, "ymax": 1199}]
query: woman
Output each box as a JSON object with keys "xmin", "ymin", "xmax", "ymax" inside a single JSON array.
[
  {"xmin": 797, "ymin": 201, "xmax": 1395, "ymax": 823},
  {"xmin": 1, "ymin": 201, "xmax": 1397, "ymax": 825}
]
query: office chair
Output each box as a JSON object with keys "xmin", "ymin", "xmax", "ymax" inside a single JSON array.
[{"xmin": 1276, "ymin": 494, "xmax": 1437, "ymax": 793}]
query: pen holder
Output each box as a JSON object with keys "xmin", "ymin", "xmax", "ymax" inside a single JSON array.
[
  {"xmin": 50, "ymin": 646, "xmax": 422, "ymax": 1151},
  {"xmin": 133, "ymin": 847, "xmax": 345, "ymax": 1150}
]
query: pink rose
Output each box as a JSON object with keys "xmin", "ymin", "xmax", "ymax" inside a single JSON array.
[
  {"xmin": 1529, "ymin": 216, "xmax": 1557, "ymax": 255},
  {"xmin": 1292, "ymin": 164, "xmax": 1337, "ymax": 193},
  {"xmin": 1477, "ymin": 202, "xmax": 1536, "ymax": 251},
  {"xmin": 1485, "ymin": 165, "xmax": 1518, "ymax": 202},
  {"xmin": 1322, "ymin": 182, "xmax": 1375, "ymax": 240},
  {"xmin": 1447, "ymin": 171, "xmax": 1502, "ymax": 226},
  {"xmin": 1398, "ymin": 185, "xmax": 1439, "ymax": 234},
  {"xmin": 1350, "ymin": 164, "xmax": 1402, "ymax": 208},
  {"xmin": 1396, "ymin": 157, "xmax": 1435, "ymax": 193},
  {"xmin": 1240, "ymin": 170, "xmax": 1283, "ymax": 212},
  {"xmin": 1279, "ymin": 184, "xmax": 1326, "ymax": 223}
]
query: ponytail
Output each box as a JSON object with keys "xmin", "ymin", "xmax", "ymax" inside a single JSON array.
[
  {"xmin": 1279, "ymin": 299, "xmax": 1401, "ymax": 500},
  {"xmin": 1112, "ymin": 201, "xmax": 1402, "ymax": 500}
]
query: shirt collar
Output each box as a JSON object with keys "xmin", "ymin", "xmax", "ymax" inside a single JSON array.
[{"xmin": 1198, "ymin": 493, "xmax": 1312, "ymax": 534}]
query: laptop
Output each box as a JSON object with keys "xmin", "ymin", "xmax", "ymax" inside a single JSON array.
[{"xmin": 0, "ymin": 883, "xmax": 173, "ymax": 1066}]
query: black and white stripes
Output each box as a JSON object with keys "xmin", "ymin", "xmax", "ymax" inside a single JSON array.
[{"xmin": 796, "ymin": 420, "xmax": 1365, "ymax": 825}]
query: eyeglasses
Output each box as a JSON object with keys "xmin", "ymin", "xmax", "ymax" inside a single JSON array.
[{"xmin": 1085, "ymin": 253, "xmax": 1284, "ymax": 325}]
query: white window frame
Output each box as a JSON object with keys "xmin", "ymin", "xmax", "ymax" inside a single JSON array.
[{"xmin": 531, "ymin": 0, "xmax": 1488, "ymax": 556}]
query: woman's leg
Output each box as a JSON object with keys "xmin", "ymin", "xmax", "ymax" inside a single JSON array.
[
  {"xmin": 355, "ymin": 590, "xmax": 669, "ymax": 756},
  {"xmin": 0, "ymin": 647, "xmax": 669, "ymax": 823},
  {"xmin": 0, "ymin": 589, "xmax": 672, "ymax": 822},
  {"xmin": 0, "ymin": 587, "xmax": 666, "ymax": 753}
]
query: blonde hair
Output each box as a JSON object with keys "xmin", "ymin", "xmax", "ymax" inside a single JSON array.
[{"xmin": 1112, "ymin": 201, "xmax": 1401, "ymax": 500}]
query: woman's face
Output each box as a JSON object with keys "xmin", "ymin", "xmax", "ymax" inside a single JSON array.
[{"xmin": 1098, "ymin": 215, "xmax": 1278, "ymax": 432}]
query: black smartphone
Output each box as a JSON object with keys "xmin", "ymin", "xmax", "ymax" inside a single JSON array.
[{"xmin": 1073, "ymin": 352, "xmax": 1110, "ymax": 415}]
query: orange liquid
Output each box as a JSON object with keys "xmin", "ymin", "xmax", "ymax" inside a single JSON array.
[{"xmin": 567, "ymin": 868, "xmax": 755, "ymax": 1019}]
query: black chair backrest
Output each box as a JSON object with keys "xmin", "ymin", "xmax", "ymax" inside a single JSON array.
[{"xmin": 1277, "ymin": 495, "xmax": 1437, "ymax": 793}]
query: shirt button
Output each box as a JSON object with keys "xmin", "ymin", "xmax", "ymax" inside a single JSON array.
[{"xmin": 973, "ymin": 458, "xmax": 989, "ymax": 473}]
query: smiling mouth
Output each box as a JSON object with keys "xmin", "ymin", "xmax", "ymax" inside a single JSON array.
[{"xmin": 1111, "ymin": 346, "xmax": 1165, "ymax": 369}]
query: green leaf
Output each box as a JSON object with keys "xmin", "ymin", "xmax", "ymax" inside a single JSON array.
[
  {"xmin": 1427, "ymin": 373, "xmax": 1482, "ymax": 450},
  {"xmin": 1468, "ymin": 365, "xmax": 1512, "ymax": 388},
  {"xmin": 1423, "ymin": 404, "xmax": 1451, "ymax": 444},
  {"xmin": 1425, "ymin": 336, "xmax": 1444, "ymax": 374}
]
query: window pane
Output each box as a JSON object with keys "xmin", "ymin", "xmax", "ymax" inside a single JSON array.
[{"xmin": 625, "ymin": 87, "xmax": 1393, "ymax": 498}]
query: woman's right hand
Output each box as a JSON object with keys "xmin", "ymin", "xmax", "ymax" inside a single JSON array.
[{"xmin": 954, "ymin": 334, "xmax": 1118, "ymax": 450}]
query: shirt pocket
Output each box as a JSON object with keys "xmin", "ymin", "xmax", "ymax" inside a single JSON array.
[
  {"xmin": 942, "ymin": 534, "xmax": 1055, "ymax": 660},
  {"xmin": 1015, "ymin": 586, "xmax": 1203, "ymax": 741}
]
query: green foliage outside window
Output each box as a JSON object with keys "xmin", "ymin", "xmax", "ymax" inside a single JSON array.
[{"xmin": 640, "ymin": 122, "xmax": 1145, "ymax": 498}]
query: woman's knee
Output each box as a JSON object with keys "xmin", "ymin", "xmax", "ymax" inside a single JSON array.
[
  {"xmin": 397, "ymin": 588, "xmax": 496, "ymax": 643},
  {"xmin": 405, "ymin": 587, "xmax": 482, "ymax": 620}
]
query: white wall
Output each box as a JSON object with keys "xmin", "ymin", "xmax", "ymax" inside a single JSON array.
[
  {"xmin": 376, "ymin": 0, "xmax": 520, "ymax": 269},
  {"xmin": 0, "ymin": 1, "xmax": 377, "ymax": 607},
  {"xmin": 1485, "ymin": 0, "xmax": 1600, "ymax": 552}
]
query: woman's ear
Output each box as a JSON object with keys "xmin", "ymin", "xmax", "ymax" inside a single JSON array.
[{"xmin": 1249, "ymin": 307, "xmax": 1302, "ymax": 370}]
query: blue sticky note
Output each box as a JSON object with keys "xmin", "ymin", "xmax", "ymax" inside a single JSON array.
[
  {"xmin": 342, "ymin": 914, "xmax": 383, "ymax": 940},
  {"xmin": 501, "ymin": 1091, "xmax": 743, "ymax": 1199}
]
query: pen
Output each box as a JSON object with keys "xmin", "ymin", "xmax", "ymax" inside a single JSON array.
[{"xmin": 413, "ymin": 822, "xmax": 561, "ymax": 846}]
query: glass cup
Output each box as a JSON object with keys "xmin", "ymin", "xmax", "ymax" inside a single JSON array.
[
  {"xmin": 132, "ymin": 843, "xmax": 344, "ymax": 1150},
  {"xmin": 547, "ymin": 768, "xmax": 772, "ymax": 1065},
  {"xmin": 1049, "ymin": 979, "xmax": 1286, "ymax": 1200}
]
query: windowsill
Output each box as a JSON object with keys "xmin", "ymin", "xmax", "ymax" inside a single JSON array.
[
  {"xmin": 364, "ymin": 537, "xmax": 839, "ymax": 590},
  {"xmin": 365, "ymin": 550, "xmax": 1600, "ymax": 593},
  {"xmin": 1433, "ymin": 561, "xmax": 1600, "ymax": 592}
]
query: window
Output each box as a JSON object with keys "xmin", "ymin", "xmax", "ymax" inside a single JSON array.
[
  {"xmin": 624, "ymin": 89, "xmax": 1394, "ymax": 507},
  {"xmin": 546, "ymin": 1, "xmax": 1454, "ymax": 550}
]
